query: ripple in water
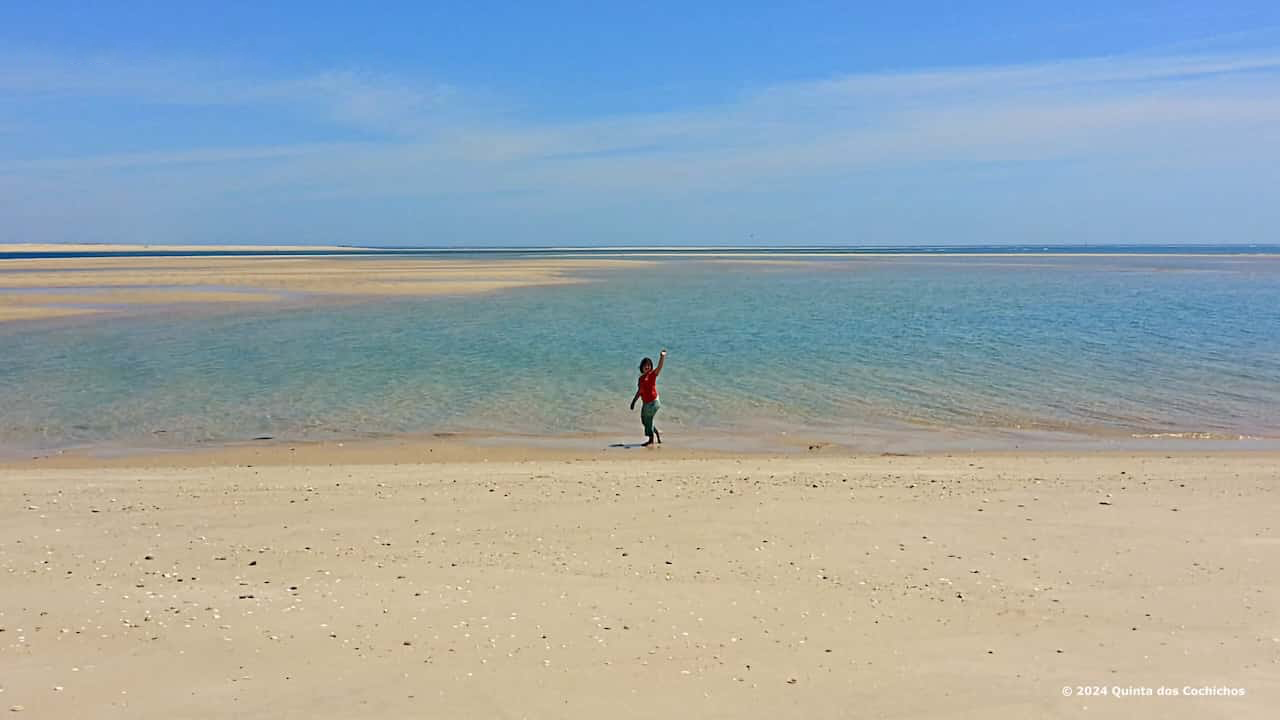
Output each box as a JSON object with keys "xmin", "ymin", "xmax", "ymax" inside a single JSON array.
[{"xmin": 1, "ymin": 254, "xmax": 1278, "ymax": 452}]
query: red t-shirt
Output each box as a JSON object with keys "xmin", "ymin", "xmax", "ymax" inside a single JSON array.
[{"xmin": 637, "ymin": 371, "xmax": 659, "ymax": 403}]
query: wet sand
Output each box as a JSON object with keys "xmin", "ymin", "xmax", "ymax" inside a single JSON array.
[
  {"xmin": 2, "ymin": 450, "xmax": 1276, "ymax": 718},
  {"xmin": 0, "ymin": 256, "xmax": 652, "ymax": 322},
  {"xmin": 0, "ymin": 306, "xmax": 102, "ymax": 323},
  {"xmin": 0, "ymin": 244, "xmax": 364, "ymax": 253}
]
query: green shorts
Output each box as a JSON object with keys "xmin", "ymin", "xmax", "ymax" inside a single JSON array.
[{"xmin": 641, "ymin": 398, "xmax": 660, "ymax": 436}]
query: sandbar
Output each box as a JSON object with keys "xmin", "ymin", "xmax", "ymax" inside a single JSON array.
[
  {"xmin": 0, "ymin": 243, "xmax": 365, "ymax": 253},
  {"xmin": 0, "ymin": 256, "xmax": 654, "ymax": 322}
]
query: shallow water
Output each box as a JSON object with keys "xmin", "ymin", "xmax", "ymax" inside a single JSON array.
[{"xmin": 2, "ymin": 253, "xmax": 1278, "ymax": 453}]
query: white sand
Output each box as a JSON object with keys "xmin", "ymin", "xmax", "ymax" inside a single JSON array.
[{"xmin": 1, "ymin": 450, "xmax": 1275, "ymax": 718}]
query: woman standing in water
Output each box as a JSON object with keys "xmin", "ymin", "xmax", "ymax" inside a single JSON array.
[{"xmin": 629, "ymin": 349, "xmax": 666, "ymax": 446}]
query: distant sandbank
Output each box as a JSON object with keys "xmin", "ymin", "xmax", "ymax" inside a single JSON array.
[
  {"xmin": 0, "ymin": 255, "xmax": 653, "ymax": 322},
  {"xmin": 6, "ymin": 250, "xmax": 1273, "ymax": 323},
  {"xmin": 0, "ymin": 243, "xmax": 366, "ymax": 253}
]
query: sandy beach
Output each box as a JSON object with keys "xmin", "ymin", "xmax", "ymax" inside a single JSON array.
[{"xmin": 2, "ymin": 447, "xmax": 1276, "ymax": 719}]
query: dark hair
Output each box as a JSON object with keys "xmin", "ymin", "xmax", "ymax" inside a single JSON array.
[{"xmin": 639, "ymin": 357, "xmax": 653, "ymax": 371}]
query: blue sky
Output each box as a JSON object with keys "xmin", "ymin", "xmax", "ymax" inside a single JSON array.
[{"xmin": 2, "ymin": 2, "xmax": 1278, "ymax": 246}]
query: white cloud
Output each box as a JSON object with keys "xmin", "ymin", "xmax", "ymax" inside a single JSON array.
[
  {"xmin": 1, "ymin": 47, "xmax": 1277, "ymax": 243},
  {"xmin": 0, "ymin": 53, "xmax": 465, "ymax": 137}
]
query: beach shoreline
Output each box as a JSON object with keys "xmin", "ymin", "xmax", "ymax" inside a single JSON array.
[{"xmin": 5, "ymin": 425, "xmax": 1280, "ymax": 471}]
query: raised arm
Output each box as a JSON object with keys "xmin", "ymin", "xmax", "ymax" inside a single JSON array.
[{"xmin": 653, "ymin": 349, "xmax": 667, "ymax": 377}]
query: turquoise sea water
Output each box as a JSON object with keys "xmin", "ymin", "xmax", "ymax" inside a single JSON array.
[{"xmin": 2, "ymin": 252, "xmax": 1278, "ymax": 453}]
